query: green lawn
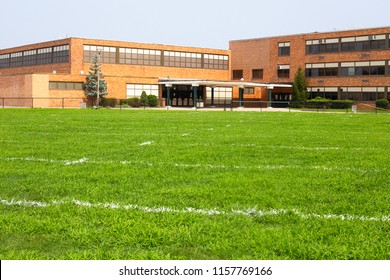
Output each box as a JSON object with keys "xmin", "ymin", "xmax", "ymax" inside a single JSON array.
[{"xmin": 0, "ymin": 109, "xmax": 389, "ymax": 259}]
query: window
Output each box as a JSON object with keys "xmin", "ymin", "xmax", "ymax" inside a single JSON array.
[
  {"xmin": 340, "ymin": 87, "xmax": 385, "ymax": 101},
  {"xmin": 10, "ymin": 52, "xmax": 23, "ymax": 68},
  {"xmin": 164, "ymin": 51, "xmax": 203, "ymax": 68},
  {"xmin": 119, "ymin": 48, "xmax": 162, "ymax": 66},
  {"xmin": 340, "ymin": 66, "xmax": 355, "ymax": 76},
  {"xmin": 232, "ymin": 70, "xmax": 243, "ymax": 80},
  {"xmin": 306, "ymin": 39, "xmax": 339, "ymax": 54},
  {"xmin": 370, "ymin": 36, "xmax": 386, "ymax": 50},
  {"xmin": 49, "ymin": 82, "xmax": 83, "ymax": 90},
  {"xmin": 83, "ymin": 45, "xmax": 114, "ymax": 64},
  {"xmin": 83, "ymin": 45, "xmax": 228, "ymax": 70},
  {"xmin": 278, "ymin": 42, "xmax": 290, "ymax": 56},
  {"xmin": 306, "ymin": 63, "xmax": 338, "ymax": 77},
  {"xmin": 206, "ymin": 87, "xmax": 232, "ymax": 105},
  {"xmin": 0, "ymin": 44, "xmax": 69, "ymax": 69},
  {"xmin": 244, "ymin": 88, "xmax": 254, "ymax": 94},
  {"xmin": 203, "ymin": 54, "xmax": 228, "ymax": 70},
  {"xmin": 23, "ymin": 50, "xmax": 37, "ymax": 66},
  {"xmin": 53, "ymin": 45, "xmax": 69, "ymax": 63},
  {"xmin": 277, "ymin": 65, "xmax": 290, "ymax": 79},
  {"xmin": 0, "ymin": 54, "xmax": 10, "ymax": 68},
  {"xmin": 126, "ymin": 84, "xmax": 159, "ymax": 98},
  {"xmin": 340, "ymin": 61, "xmax": 385, "ymax": 76},
  {"xmin": 341, "ymin": 35, "xmax": 386, "ymax": 52},
  {"xmin": 99, "ymin": 46, "xmax": 116, "ymax": 64},
  {"xmin": 252, "ymin": 69, "xmax": 263, "ymax": 80},
  {"xmin": 308, "ymin": 87, "xmax": 338, "ymax": 100},
  {"xmin": 37, "ymin": 47, "xmax": 52, "ymax": 65},
  {"xmin": 356, "ymin": 40, "xmax": 370, "ymax": 51}
]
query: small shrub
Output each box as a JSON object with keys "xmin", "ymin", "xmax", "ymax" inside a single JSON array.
[
  {"xmin": 376, "ymin": 99, "xmax": 389, "ymax": 109},
  {"xmin": 128, "ymin": 98, "xmax": 140, "ymax": 108},
  {"xmin": 147, "ymin": 95, "xmax": 159, "ymax": 107},
  {"xmin": 119, "ymin": 99, "xmax": 128, "ymax": 105},
  {"xmin": 100, "ymin": 98, "xmax": 117, "ymax": 108},
  {"xmin": 290, "ymin": 101, "xmax": 303, "ymax": 108},
  {"xmin": 139, "ymin": 91, "xmax": 149, "ymax": 107}
]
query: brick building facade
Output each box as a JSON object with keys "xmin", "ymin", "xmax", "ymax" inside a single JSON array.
[
  {"xmin": 1, "ymin": 27, "xmax": 390, "ymax": 108},
  {"xmin": 230, "ymin": 26, "xmax": 390, "ymax": 103},
  {"xmin": 0, "ymin": 38, "xmax": 231, "ymax": 107}
]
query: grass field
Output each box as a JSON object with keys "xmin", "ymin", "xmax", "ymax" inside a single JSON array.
[{"xmin": 0, "ymin": 108, "xmax": 389, "ymax": 260}]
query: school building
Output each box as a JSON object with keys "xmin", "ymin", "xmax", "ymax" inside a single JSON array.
[
  {"xmin": 230, "ymin": 26, "xmax": 390, "ymax": 104},
  {"xmin": 1, "ymin": 26, "xmax": 390, "ymax": 108}
]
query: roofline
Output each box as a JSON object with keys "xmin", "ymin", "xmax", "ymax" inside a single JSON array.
[
  {"xmin": 0, "ymin": 38, "xmax": 72, "ymax": 52},
  {"xmin": 75, "ymin": 37, "xmax": 230, "ymax": 52},
  {"xmin": 229, "ymin": 25, "xmax": 390, "ymax": 44},
  {"xmin": 1, "ymin": 37, "xmax": 230, "ymax": 53}
]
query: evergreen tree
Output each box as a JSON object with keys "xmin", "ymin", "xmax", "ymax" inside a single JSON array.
[
  {"xmin": 291, "ymin": 67, "xmax": 309, "ymax": 108},
  {"xmin": 139, "ymin": 91, "xmax": 149, "ymax": 107},
  {"xmin": 84, "ymin": 54, "xmax": 108, "ymax": 107}
]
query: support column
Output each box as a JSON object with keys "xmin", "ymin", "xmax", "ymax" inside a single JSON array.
[
  {"xmin": 211, "ymin": 87, "xmax": 215, "ymax": 107},
  {"xmin": 166, "ymin": 83, "xmax": 172, "ymax": 108},
  {"xmin": 239, "ymin": 86, "xmax": 244, "ymax": 107},
  {"xmin": 267, "ymin": 86, "xmax": 274, "ymax": 108},
  {"xmin": 239, "ymin": 78, "xmax": 244, "ymax": 108},
  {"xmin": 192, "ymin": 83, "xmax": 199, "ymax": 109}
]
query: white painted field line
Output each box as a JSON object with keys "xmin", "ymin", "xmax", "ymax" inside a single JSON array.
[
  {"xmin": 139, "ymin": 141, "xmax": 153, "ymax": 146},
  {"xmin": 4, "ymin": 157, "xmax": 89, "ymax": 165},
  {"xmin": 1, "ymin": 197, "xmax": 389, "ymax": 222},
  {"xmin": 3, "ymin": 156, "xmax": 379, "ymax": 173}
]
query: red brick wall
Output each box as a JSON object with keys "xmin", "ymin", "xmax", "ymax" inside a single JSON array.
[{"xmin": 230, "ymin": 27, "xmax": 390, "ymax": 99}]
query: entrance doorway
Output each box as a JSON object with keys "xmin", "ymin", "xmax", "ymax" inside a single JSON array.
[{"xmin": 162, "ymin": 85, "xmax": 204, "ymax": 107}]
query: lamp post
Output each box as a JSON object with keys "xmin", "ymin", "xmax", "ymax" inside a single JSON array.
[{"xmin": 95, "ymin": 49, "xmax": 102, "ymax": 108}]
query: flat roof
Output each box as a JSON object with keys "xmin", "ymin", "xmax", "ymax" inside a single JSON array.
[{"xmin": 229, "ymin": 26, "xmax": 390, "ymax": 44}]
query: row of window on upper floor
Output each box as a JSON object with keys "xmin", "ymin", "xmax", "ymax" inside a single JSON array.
[
  {"xmin": 306, "ymin": 61, "xmax": 390, "ymax": 77},
  {"xmin": 0, "ymin": 44, "xmax": 229, "ymax": 70},
  {"xmin": 233, "ymin": 60, "xmax": 390, "ymax": 81},
  {"xmin": 0, "ymin": 45, "xmax": 69, "ymax": 69},
  {"xmin": 278, "ymin": 34, "xmax": 390, "ymax": 56},
  {"xmin": 83, "ymin": 45, "xmax": 229, "ymax": 70}
]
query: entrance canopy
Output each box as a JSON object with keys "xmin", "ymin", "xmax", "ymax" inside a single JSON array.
[
  {"xmin": 158, "ymin": 78, "xmax": 292, "ymax": 89},
  {"xmin": 158, "ymin": 78, "xmax": 292, "ymax": 108}
]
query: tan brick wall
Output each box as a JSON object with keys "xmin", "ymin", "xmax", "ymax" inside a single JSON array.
[
  {"xmin": 31, "ymin": 74, "xmax": 50, "ymax": 108},
  {"xmin": 1, "ymin": 38, "xmax": 231, "ymax": 105}
]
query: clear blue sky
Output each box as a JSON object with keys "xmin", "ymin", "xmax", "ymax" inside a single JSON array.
[{"xmin": 1, "ymin": 0, "xmax": 389, "ymax": 50}]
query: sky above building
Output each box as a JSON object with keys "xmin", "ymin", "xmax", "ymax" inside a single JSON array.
[{"xmin": 1, "ymin": 0, "xmax": 389, "ymax": 50}]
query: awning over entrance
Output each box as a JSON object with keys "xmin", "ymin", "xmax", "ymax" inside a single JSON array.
[
  {"xmin": 158, "ymin": 78, "xmax": 292, "ymax": 89},
  {"xmin": 158, "ymin": 78, "xmax": 292, "ymax": 108}
]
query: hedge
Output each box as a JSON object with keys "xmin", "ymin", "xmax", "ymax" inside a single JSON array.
[
  {"xmin": 330, "ymin": 100, "xmax": 354, "ymax": 109},
  {"xmin": 376, "ymin": 99, "xmax": 389, "ymax": 109},
  {"xmin": 100, "ymin": 98, "xmax": 117, "ymax": 108}
]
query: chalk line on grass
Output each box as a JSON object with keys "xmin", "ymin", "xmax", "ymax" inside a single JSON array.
[
  {"xmin": 139, "ymin": 141, "xmax": 153, "ymax": 146},
  {"xmin": 1, "ymin": 197, "xmax": 389, "ymax": 222},
  {"xmin": 64, "ymin": 158, "xmax": 88, "ymax": 165},
  {"xmin": 3, "ymin": 157, "xmax": 379, "ymax": 173},
  {"xmin": 4, "ymin": 157, "xmax": 88, "ymax": 166}
]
